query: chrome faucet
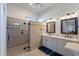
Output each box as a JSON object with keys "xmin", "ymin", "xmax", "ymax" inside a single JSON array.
[
  {"xmin": 66, "ymin": 34, "xmax": 72, "ymax": 38},
  {"xmin": 64, "ymin": 34, "xmax": 69, "ymax": 38},
  {"xmin": 67, "ymin": 34, "xmax": 69, "ymax": 38}
]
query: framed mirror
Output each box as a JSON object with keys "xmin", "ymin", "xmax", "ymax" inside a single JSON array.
[
  {"xmin": 46, "ymin": 21, "xmax": 55, "ymax": 33},
  {"xmin": 61, "ymin": 17, "xmax": 78, "ymax": 34}
]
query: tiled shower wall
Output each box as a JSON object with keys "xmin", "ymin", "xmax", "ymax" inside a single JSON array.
[
  {"xmin": 7, "ymin": 17, "xmax": 29, "ymax": 47},
  {"xmin": 29, "ymin": 23, "xmax": 46, "ymax": 51}
]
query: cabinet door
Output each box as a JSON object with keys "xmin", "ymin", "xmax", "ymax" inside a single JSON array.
[
  {"xmin": 42, "ymin": 36, "xmax": 47, "ymax": 47},
  {"xmin": 46, "ymin": 37, "xmax": 52, "ymax": 50},
  {"xmin": 42, "ymin": 36, "xmax": 52, "ymax": 49},
  {"xmin": 51, "ymin": 38, "xmax": 57, "ymax": 52},
  {"xmin": 56, "ymin": 39, "xmax": 66, "ymax": 55}
]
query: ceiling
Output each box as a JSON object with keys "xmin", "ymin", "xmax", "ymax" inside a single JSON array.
[{"xmin": 10, "ymin": 3, "xmax": 56, "ymax": 14}]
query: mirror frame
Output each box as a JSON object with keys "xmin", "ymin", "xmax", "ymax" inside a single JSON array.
[
  {"xmin": 46, "ymin": 21, "xmax": 55, "ymax": 33},
  {"xmin": 61, "ymin": 17, "xmax": 78, "ymax": 35}
]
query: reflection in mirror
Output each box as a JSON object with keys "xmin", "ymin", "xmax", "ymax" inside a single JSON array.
[
  {"xmin": 46, "ymin": 21, "xmax": 55, "ymax": 33},
  {"xmin": 61, "ymin": 17, "xmax": 78, "ymax": 34}
]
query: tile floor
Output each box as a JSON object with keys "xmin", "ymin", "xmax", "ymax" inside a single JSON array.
[{"xmin": 7, "ymin": 44, "xmax": 47, "ymax": 56}]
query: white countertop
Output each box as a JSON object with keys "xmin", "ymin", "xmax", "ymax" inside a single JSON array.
[
  {"xmin": 64, "ymin": 42, "xmax": 79, "ymax": 52},
  {"xmin": 42, "ymin": 34, "xmax": 79, "ymax": 43}
]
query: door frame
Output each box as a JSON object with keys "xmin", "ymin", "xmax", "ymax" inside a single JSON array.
[{"xmin": 0, "ymin": 3, "xmax": 7, "ymax": 56}]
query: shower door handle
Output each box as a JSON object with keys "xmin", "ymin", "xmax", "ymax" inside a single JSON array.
[
  {"xmin": 8, "ymin": 34, "xmax": 10, "ymax": 41},
  {"xmin": 21, "ymin": 29, "xmax": 24, "ymax": 34}
]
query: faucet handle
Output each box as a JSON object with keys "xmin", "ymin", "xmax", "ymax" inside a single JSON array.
[
  {"xmin": 69, "ymin": 36, "xmax": 72, "ymax": 38},
  {"xmin": 64, "ymin": 36, "xmax": 66, "ymax": 37}
]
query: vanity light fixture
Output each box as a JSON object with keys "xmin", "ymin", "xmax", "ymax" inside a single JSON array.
[
  {"xmin": 60, "ymin": 12, "xmax": 78, "ymax": 20},
  {"xmin": 47, "ymin": 18, "xmax": 56, "ymax": 22},
  {"xmin": 62, "ymin": 12, "xmax": 76, "ymax": 17}
]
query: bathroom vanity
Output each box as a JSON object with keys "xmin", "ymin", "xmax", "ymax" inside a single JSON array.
[
  {"xmin": 42, "ymin": 34, "xmax": 79, "ymax": 56},
  {"xmin": 41, "ymin": 17, "xmax": 79, "ymax": 56}
]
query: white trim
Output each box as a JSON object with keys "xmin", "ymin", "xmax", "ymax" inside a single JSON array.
[{"xmin": 0, "ymin": 3, "xmax": 7, "ymax": 56}]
